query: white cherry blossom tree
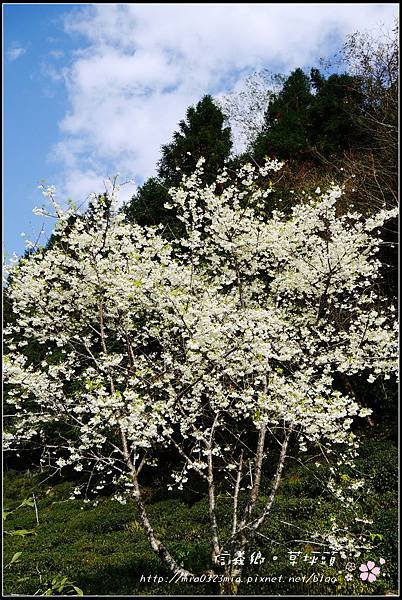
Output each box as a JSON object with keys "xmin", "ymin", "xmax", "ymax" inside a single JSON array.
[{"xmin": 4, "ymin": 161, "xmax": 398, "ymax": 594}]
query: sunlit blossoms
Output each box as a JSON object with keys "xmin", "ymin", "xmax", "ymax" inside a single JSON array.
[{"xmin": 3, "ymin": 160, "xmax": 398, "ymax": 585}]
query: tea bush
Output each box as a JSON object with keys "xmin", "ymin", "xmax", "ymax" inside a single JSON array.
[{"xmin": 3, "ymin": 433, "xmax": 397, "ymax": 596}]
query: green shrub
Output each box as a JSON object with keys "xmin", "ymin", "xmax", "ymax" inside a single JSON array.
[{"xmin": 3, "ymin": 430, "xmax": 398, "ymax": 595}]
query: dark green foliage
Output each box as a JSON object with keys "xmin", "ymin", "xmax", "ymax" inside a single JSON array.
[
  {"xmin": 309, "ymin": 72, "xmax": 366, "ymax": 153},
  {"xmin": 376, "ymin": 216, "xmax": 398, "ymax": 299},
  {"xmin": 350, "ymin": 373, "xmax": 398, "ymax": 426},
  {"xmin": 251, "ymin": 68, "xmax": 366, "ymax": 162},
  {"xmin": 124, "ymin": 177, "xmax": 169, "ymax": 227},
  {"xmin": 158, "ymin": 94, "xmax": 232, "ymax": 186},
  {"xmin": 45, "ymin": 213, "xmax": 79, "ymax": 252},
  {"xmin": 123, "ymin": 177, "xmax": 183, "ymax": 237},
  {"xmin": 261, "ymin": 68, "xmax": 313, "ymax": 158},
  {"xmin": 4, "ymin": 433, "xmax": 397, "ymax": 596},
  {"xmin": 125, "ymin": 95, "xmax": 232, "ymax": 229},
  {"xmin": 355, "ymin": 438, "xmax": 398, "ymax": 493}
]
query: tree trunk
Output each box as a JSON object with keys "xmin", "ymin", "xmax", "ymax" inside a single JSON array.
[
  {"xmin": 219, "ymin": 565, "xmax": 243, "ymax": 595},
  {"xmin": 219, "ymin": 578, "xmax": 240, "ymax": 595}
]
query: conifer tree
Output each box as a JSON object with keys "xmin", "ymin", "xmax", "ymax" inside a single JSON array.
[
  {"xmin": 126, "ymin": 95, "xmax": 232, "ymax": 229},
  {"xmin": 252, "ymin": 68, "xmax": 313, "ymax": 160},
  {"xmin": 158, "ymin": 94, "xmax": 232, "ymax": 186}
]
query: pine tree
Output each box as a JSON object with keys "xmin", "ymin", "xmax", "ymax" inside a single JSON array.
[
  {"xmin": 252, "ymin": 68, "xmax": 313, "ymax": 160},
  {"xmin": 126, "ymin": 95, "xmax": 232, "ymax": 228},
  {"xmin": 309, "ymin": 72, "xmax": 365, "ymax": 153},
  {"xmin": 124, "ymin": 177, "xmax": 178, "ymax": 234},
  {"xmin": 157, "ymin": 94, "xmax": 232, "ymax": 186}
]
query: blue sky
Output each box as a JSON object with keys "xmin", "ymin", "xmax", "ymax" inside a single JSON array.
[
  {"xmin": 4, "ymin": 3, "xmax": 398, "ymax": 257},
  {"xmin": 4, "ymin": 4, "xmax": 84, "ymax": 257}
]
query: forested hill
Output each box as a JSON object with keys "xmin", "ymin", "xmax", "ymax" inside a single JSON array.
[{"xmin": 123, "ymin": 29, "xmax": 397, "ymax": 300}]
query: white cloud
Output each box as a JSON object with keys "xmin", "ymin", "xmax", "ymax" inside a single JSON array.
[
  {"xmin": 49, "ymin": 49, "xmax": 65, "ymax": 59},
  {"xmin": 50, "ymin": 3, "xmax": 397, "ymax": 203},
  {"xmin": 7, "ymin": 45, "xmax": 27, "ymax": 61}
]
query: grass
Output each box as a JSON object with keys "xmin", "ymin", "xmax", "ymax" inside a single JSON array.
[{"xmin": 3, "ymin": 435, "xmax": 398, "ymax": 596}]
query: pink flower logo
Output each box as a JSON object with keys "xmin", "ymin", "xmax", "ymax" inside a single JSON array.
[{"xmin": 359, "ymin": 561, "xmax": 381, "ymax": 582}]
